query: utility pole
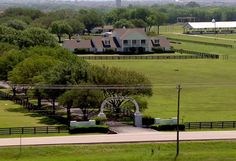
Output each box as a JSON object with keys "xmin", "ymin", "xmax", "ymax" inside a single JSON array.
[{"xmin": 176, "ymin": 84, "xmax": 182, "ymax": 157}]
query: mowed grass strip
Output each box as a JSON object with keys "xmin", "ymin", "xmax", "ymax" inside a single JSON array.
[
  {"xmin": 90, "ymin": 59, "xmax": 236, "ymax": 121},
  {"xmin": 0, "ymin": 100, "xmax": 47, "ymax": 128},
  {"xmin": 0, "ymin": 141, "xmax": 236, "ymax": 161}
]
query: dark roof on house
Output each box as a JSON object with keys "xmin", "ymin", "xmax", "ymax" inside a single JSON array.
[
  {"xmin": 113, "ymin": 28, "xmax": 147, "ymax": 39},
  {"xmin": 63, "ymin": 39, "xmax": 93, "ymax": 50},
  {"xmin": 63, "ymin": 39, "xmax": 79, "ymax": 50},
  {"xmin": 92, "ymin": 36, "xmax": 118, "ymax": 48},
  {"xmin": 151, "ymin": 36, "xmax": 170, "ymax": 48},
  {"xmin": 77, "ymin": 40, "xmax": 93, "ymax": 49}
]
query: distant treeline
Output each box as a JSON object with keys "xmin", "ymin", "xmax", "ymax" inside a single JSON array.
[{"xmin": 1, "ymin": 5, "xmax": 236, "ymax": 45}]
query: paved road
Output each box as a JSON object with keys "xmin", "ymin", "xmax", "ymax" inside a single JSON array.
[{"xmin": 1, "ymin": 131, "xmax": 236, "ymax": 147}]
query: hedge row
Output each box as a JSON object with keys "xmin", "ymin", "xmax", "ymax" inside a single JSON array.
[
  {"xmin": 142, "ymin": 116, "xmax": 155, "ymax": 126},
  {"xmin": 151, "ymin": 124, "xmax": 185, "ymax": 131},
  {"xmin": 69, "ymin": 125, "xmax": 109, "ymax": 134}
]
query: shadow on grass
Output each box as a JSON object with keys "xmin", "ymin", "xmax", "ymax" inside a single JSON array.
[
  {"xmin": 5, "ymin": 103, "xmax": 67, "ymax": 126},
  {"xmin": 6, "ymin": 107, "xmax": 28, "ymax": 113},
  {"xmin": 24, "ymin": 111, "xmax": 67, "ymax": 125}
]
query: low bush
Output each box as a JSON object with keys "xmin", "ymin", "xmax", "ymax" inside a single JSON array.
[
  {"xmin": 93, "ymin": 117, "xmax": 107, "ymax": 125},
  {"xmin": 152, "ymin": 47, "xmax": 164, "ymax": 53},
  {"xmin": 142, "ymin": 116, "xmax": 155, "ymax": 126},
  {"xmin": 69, "ymin": 125, "xmax": 109, "ymax": 134},
  {"xmin": 151, "ymin": 124, "xmax": 185, "ymax": 131},
  {"xmin": 74, "ymin": 48, "xmax": 93, "ymax": 54}
]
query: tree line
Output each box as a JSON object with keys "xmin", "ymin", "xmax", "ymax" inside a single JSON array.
[
  {"xmin": 1, "ymin": 5, "xmax": 236, "ymax": 44},
  {"xmin": 0, "ymin": 44, "xmax": 152, "ymax": 124}
]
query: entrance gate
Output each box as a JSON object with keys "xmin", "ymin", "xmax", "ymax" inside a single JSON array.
[{"xmin": 98, "ymin": 96, "xmax": 142, "ymax": 127}]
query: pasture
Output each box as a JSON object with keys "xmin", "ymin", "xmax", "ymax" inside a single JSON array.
[
  {"xmin": 0, "ymin": 141, "xmax": 236, "ymax": 161},
  {"xmin": 89, "ymin": 25, "xmax": 236, "ymax": 121},
  {"xmin": 0, "ymin": 100, "xmax": 49, "ymax": 128}
]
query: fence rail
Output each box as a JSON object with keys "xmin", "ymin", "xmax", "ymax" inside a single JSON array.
[
  {"xmin": 78, "ymin": 54, "xmax": 219, "ymax": 60},
  {"xmin": 168, "ymin": 37, "xmax": 234, "ymax": 48},
  {"xmin": 0, "ymin": 126, "xmax": 68, "ymax": 135},
  {"xmin": 174, "ymin": 49, "xmax": 220, "ymax": 59},
  {"xmin": 185, "ymin": 121, "xmax": 236, "ymax": 129}
]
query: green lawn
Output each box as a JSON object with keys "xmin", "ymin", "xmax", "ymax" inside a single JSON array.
[
  {"xmin": 0, "ymin": 99, "xmax": 50, "ymax": 128},
  {"xmin": 89, "ymin": 58, "xmax": 236, "ymax": 121},
  {"xmin": 159, "ymin": 24, "xmax": 236, "ymax": 46},
  {"xmin": 0, "ymin": 141, "xmax": 236, "ymax": 161},
  {"xmin": 86, "ymin": 25, "xmax": 236, "ymax": 122}
]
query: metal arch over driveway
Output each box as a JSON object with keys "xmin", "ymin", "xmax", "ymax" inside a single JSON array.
[{"xmin": 98, "ymin": 96, "xmax": 142, "ymax": 127}]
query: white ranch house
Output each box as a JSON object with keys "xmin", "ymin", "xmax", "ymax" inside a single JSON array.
[{"xmin": 63, "ymin": 28, "xmax": 171, "ymax": 53}]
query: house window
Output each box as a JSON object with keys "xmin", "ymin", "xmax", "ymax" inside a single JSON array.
[
  {"xmin": 123, "ymin": 40, "xmax": 128, "ymax": 44},
  {"xmin": 104, "ymin": 40, "xmax": 110, "ymax": 45},
  {"xmin": 132, "ymin": 40, "xmax": 137, "ymax": 44},
  {"xmin": 154, "ymin": 39, "xmax": 159, "ymax": 44},
  {"xmin": 141, "ymin": 40, "xmax": 146, "ymax": 44}
]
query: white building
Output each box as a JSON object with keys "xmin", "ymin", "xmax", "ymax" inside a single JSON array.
[{"xmin": 184, "ymin": 21, "xmax": 236, "ymax": 34}]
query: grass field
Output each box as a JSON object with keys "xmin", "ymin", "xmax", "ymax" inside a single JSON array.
[
  {"xmin": 90, "ymin": 59, "xmax": 236, "ymax": 121},
  {"xmin": 89, "ymin": 25, "xmax": 236, "ymax": 121},
  {"xmin": 0, "ymin": 141, "xmax": 236, "ymax": 161},
  {"xmin": 0, "ymin": 99, "xmax": 50, "ymax": 128}
]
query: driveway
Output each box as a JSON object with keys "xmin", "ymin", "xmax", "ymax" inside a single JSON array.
[{"xmin": 107, "ymin": 121, "xmax": 156, "ymax": 133}]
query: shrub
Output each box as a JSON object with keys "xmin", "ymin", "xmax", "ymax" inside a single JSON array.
[
  {"xmin": 69, "ymin": 125, "xmax": 109, "ymax": 134},
  {"xmin": 104, "ymin": 48, "xmax": 116, "ymax": 53},
  {"xmin": 93, "ymin": 117, "xmax": 107, "ymax": 125},
  {"xmin": 152, "ymin": 47, "xmax": 164, "ymax": 53},
  {"xmin": 142, "ymin": 115, "xmax": 155, "ymax": 126},
  {"xmin": 74, "ymin": 48, "xmax": 93, "ymax": 54},
  {"xmin": 151, "ymin": 124, "xmax": 185, "ymax": 131}
]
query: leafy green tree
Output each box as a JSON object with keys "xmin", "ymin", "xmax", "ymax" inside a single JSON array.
[
  {"xmin": 5, "ymin": 19, "xmax": 27, "ymax": 30},
  {"xmin": 22, "ymin": 27, "xmax": 57, "ymax": 47},
  {"xmin": 114, "ymin": 19, "xmax": 134, "ymax": 28},
  {"xmin": 3, "ymin": 7, "xmax": 43, "ymax": 20},
  {"xmin": 80, "ymin": 10, "xmax": 104, "ymax": 33},
  {"xmin": 130, "ymin": 8, "xmax": 151, "ymax": 21},
  {"xmin": 0, "ymin": 25, "xmax": 20, "ymax": 45},
  {"xmin": 8, "ymin": 55, "xmax": 62, "ymax": 84},
  {"xmin": 147, "ymin": 11, "xmax": 167, "ymax": 34},
  {"xmin": 88, "ymin": 65, "xmax": 152, "ymax": 116},
  {"xmin": 0, "ymin": 42, "xmax": 18, "ymax": 56},
  {"xmin": 0, "ymin": 46, "xmax": 76, "ymax": 80},
  {"xmin": 130, "ymin": 19, "xmax": 148, "ymax": 28},
  {"xmin": 0, "ymin": 49, "xmax": 28, "ymax": 80},
  {"xmin": 186, "ymin": 1, "xmax": 201, "ymax": 8},
  {"xmin": 105, "ymin": 8, "xmax": 130, "ymax": 24},
  {"xmin": 59, "ymin": 89, "xmax": 104, "ymax": 122},
  {"xmin": 50, "ymin": 21, "xmax": 73, "ymax": 42},
  {"xmin": 66, "ymin": 19, "xmax": 85, "ymax": 37}
]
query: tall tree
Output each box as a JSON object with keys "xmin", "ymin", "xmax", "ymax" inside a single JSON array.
[
  {"xmin": 5, "ymin": 19, "xmax": 27, "ymax": 30},
  {"xmin": 22, "ymin": 27, "xmax": 57, "ymax": 47},
  {"xmin": 88, "ymin": 65, "xmax": 152, "ymax": 116},
  {"xmin": 59, "ymin": 89, "xmax": 104, "ymax": 122},
  {"xmin": 50, "ymin": 21, "xmax": 73, "ymax": 42}
]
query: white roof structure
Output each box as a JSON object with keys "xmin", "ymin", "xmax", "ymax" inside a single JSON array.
[{"xmin": 185, "ymin": 21, "xmax": 236, "ymax": 29}]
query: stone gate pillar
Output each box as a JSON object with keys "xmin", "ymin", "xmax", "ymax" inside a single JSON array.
[{"xmin": 134, "ymin": 112, "xmax": 142, "ymax": 127}]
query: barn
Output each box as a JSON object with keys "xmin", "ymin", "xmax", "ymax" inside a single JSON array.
[{"xmin": 184, "ymin": 21, "xmax": 236, "ymax": 34}]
